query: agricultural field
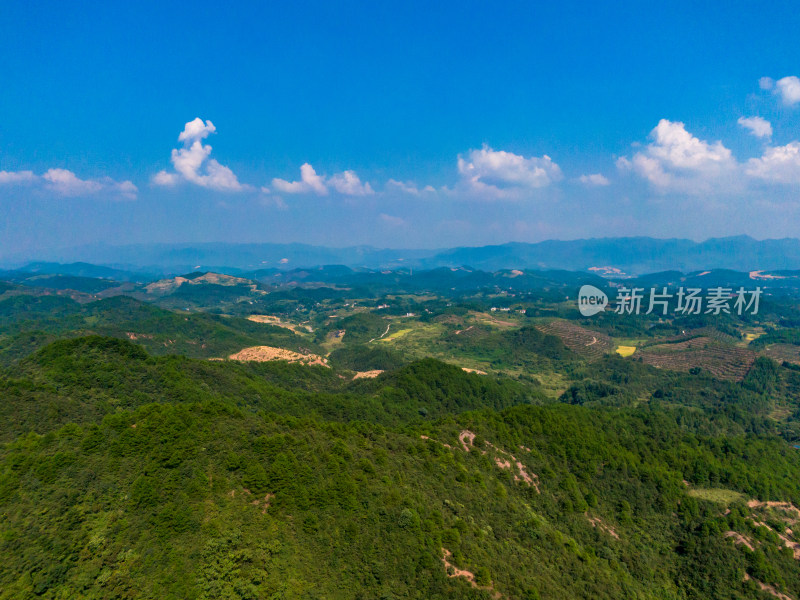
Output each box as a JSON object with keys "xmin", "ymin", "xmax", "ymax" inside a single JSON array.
[
  {"xmin": 639, "ymin": 337, "xmax": 756, "ymax": 381},
  {"xmin": 535, "ymin": 319, "xmax": 614, "ymax": 360},
  {"xmin": 762, "ymin": 343, "xmax": 800, "ymax": 365}
]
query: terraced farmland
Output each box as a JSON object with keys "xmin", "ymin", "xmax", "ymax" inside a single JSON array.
[
  {"xmin": 761, "ymin": 343, "xmax": 800, "ymax": 365},
  {"xmin": 536, "ymin": 320, "xmax": 614, "ymax": 360},
  {"xmin": 639, "ymin": 337, "xmax": 756, "ymax": 380},
  {"xmin": 639, "ymin": 327, "xmax": 738, "ymax": 349}
]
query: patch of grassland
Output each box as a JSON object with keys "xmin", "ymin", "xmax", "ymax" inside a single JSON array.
[{"xmin": 687, "ymin": 488, "xmax": 746, "ymax": 505}]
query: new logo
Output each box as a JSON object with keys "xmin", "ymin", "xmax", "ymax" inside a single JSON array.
[{"xmin": 578, "ymin": 285, "xmax": 608, "ymax": 316}]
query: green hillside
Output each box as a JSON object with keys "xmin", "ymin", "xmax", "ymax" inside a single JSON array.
[
  {"xmin": 0, "ymin": 295, "xmax": 310, "ymax": 365},
  {"xmin": 1, "ymin": 337, "xmax": 800, "ymax": 599}
]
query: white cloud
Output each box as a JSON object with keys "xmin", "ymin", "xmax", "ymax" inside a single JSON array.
[
  {"xmin": 178, "ymin": 117, "xmax": 216, "ymax": 143},
  {"xmin": 152, "ymin": 170, "xmax": 180, "ymax": 186},
  {"xmin": 617, "ymin": 119, "xmax": 736, "ymax": 193},
  {"xmin": 457, "ymin": 145, "xmax": 562, "ymax": 198},
  {"xmin": 113, "ymin": 180, "xmax": 139, "ymax": 200},
  {"xmin": 271, "ymin": 163, "xmax": 373, "ymax": 196},
  {"xmin": 272, "ymin": 163, "xmax": 328, "ymax": 195},
  {"xmin": 386, "ymin": 179, "xmax": 420, "ymax": 195},
  {"xmin": 647, "ymin": 119, "xmax": 733, "ymax": 170},
  {"xmin": 737, "ymin": 116, "xmax": 772, "ymax": 139},
  {"xmin": 385, "ymin": 179, "xmax": 436, "ymax": 195},
  {"xmin": 154, "ymin": 118, "xmax": 245, "ymax": 192},
  {"xmin": 43, "ymin": 169, "xmax": 139, "ymax": 199},
  {"xmin": 578, "ymin": 173, "xmax": 610, "ymax": 186},
  {"xmin": 621, "ymin": 117, "xmax": 800, "ymax": 191},
  {"xmin": 746, "ymin": 142, "xmax": 800, "ymax": 184},
  {"xmin": 759, "ymin": 77, "xmax": 774, "ymax": 90},
  {"xmin": 775, "ymin": 76, "xmax": 800, "ymax": 106},
  {"xmin": 329, "ymin": 170, "xmax": 374, "ymax": 196},
  {"xmin": 1, "ymin": 168, "xmax": 136, "ymax": 198},
  {"xmin": 0, "ymin": 170, "xmax": 36, "ymax": 185}
]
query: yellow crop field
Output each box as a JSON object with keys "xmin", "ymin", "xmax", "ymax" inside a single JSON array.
[
  {"xmin": 616, "ymin": 345, "xmax": 636, "ymax": 357},
  {"xmin": 379, "ymin": 328, "xmax": 412, "ymax": 342}
]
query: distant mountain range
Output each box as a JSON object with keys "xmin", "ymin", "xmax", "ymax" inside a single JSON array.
[{"xmin": 6, "ymin": 235, "xmax": 800, "ymax": 275}]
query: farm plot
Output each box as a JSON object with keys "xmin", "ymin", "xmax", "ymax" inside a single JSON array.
[
  {"xmin": 692, "ymin": 326, "xmax": 741, "ymax": 344},
  {"xmin": 639, "ymin": 338, "xmax": 755, "ymax": 380},
  {"xmin": 536, "ymin": 320, "xmax": 614, "ymax": 360},
  {"xmin": 762, "ymin": 343, "xmax": 800, "ymax": 365}
]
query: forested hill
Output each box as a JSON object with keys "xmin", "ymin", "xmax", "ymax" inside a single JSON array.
[{"xmin": 1, "ymin": 337, "xmax": 800, "ymax": 599}]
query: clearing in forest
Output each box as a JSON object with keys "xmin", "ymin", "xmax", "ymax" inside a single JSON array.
[
  {"xmin": 227, "ymin": 346, "xmax": 329, "ymax": 367},
  {"xmin": 247, "ymin": 314, "xmax": 309, "ymax": 334}
]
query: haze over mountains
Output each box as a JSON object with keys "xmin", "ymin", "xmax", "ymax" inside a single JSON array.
[{"xmin": 6, "ymin": 235, "xmax": 800, "ymax": 276}]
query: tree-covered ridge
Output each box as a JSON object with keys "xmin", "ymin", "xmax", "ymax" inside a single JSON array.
[
  {"xmin": 0, "ymin": 338, "xmax": 799, "ymax": 598},
  {"xmin": 0, "ymin": 337, "xmax": 537, "ymax": 442},
  {"xmin": 2, "ymin": 398, "xmax": 800, "ymax": 599},
  {"xmin": 0, "ymin": 295, "xmax": 310, "ymax": 365}
]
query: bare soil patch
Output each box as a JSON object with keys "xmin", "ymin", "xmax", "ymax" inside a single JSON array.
[
  {"xmin": 725, "ymin": 531, "xmax": 755, "ymax": 551},
  {"xmin": 461, "ymin": 367, "xmax": 487, "ymax": 375},
  {"xmin": 441, "ymin": 548, "xmax": 501, "ymax": 599},
  {"xmin": 247, "ymin": 314, "xmax": 307, "ymax": 334},
  {"xmin": 353, "ymin": 370, "xmax": 384, "ymax": 379},
  {"xmin": 459, "ymin": 430, "xmax": 476, "ymax": 452},
  {"xmin": 586, "ymin": 514, "xmax": 620, "ymax": 539},
  {"xmin": 228, "ymin": 346, "xmax": 329, "ymax": 367},
  {"xmin": 743, "ymin": 573, "xmax": 794, "ymax": 600}
]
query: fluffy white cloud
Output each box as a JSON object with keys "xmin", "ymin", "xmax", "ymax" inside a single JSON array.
[
  {"xmin": 776, "ymin": 76, "xmax": 800, "ymax": 106},
  {"xmin": 617, "ymin": 119, "xmax": 736, "ymax": 192},
  {"xmin": 620, "ymin": 117, "xmax": 800, "ymax": 191},
  {"xmin": 457, "ymin": 145, "xmax": 562, "ymax": 198},
  {"xmin": 737, "ymin": 116, "xmax": 772, "ymax": 139},
  {"xmin": 0, "ymin": 167, "xmax": 136, "ymax": 199},
  {"xmin": 178, "ymin": 117, "xmax": 216, "ymax": 143},
  {"xmin": 153, "ymin": 118, "xmax": 245, "ymax": 192},
  {"xmin": 329, "ymin": 170, "xmax": 374, "ymax": 196},
  {"xmin": 647, "ymin": 119, "xmax": 733, "ymax": 170},
  {"xmin": 746, "ymin": 142, "xmax": 800, "ymax": 184},
  {"xmin": 578, "ymin": 173, "xmax": 610, "ymax": 186},
  {"xmin": 0, "ymin": 170, "xmax": 36, "ymax": 185},
  {"xmin": 271, "ymin": 163, "xmax": 373, "ymax": 196},
  {"xmin": 43, "ymin": 168, "xmax": 103, "ymax": 196},
  {"xmin": 760, "ymin": 75, "xmax": 800, "ymax": 106},
  {"xmin": 152, "ymin": 170, "xmax": 180, "ymax": 186},
  {"xmin": 272, "ymin": 163, "xmax": 328, "ymax": 195}
]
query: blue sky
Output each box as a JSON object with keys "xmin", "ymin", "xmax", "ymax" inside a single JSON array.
[{"xmin": 2, "ymin": 0, "xmax": 800, "ymax": 258}]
